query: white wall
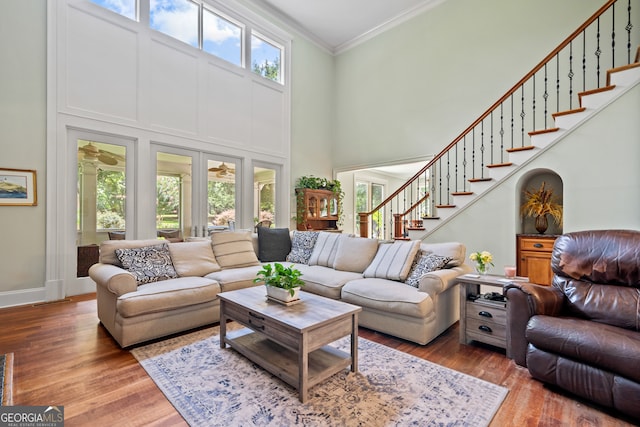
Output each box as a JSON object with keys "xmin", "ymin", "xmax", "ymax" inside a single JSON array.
[
  {"xmin": 333, "ymin": 0, "xmax": 605, "ymax": 169},
  {"xmin": 0, "ymin": 1, "xmax": 47, "ymax": 294}
]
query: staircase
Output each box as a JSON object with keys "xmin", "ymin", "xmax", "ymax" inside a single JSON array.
[{"xmin": 358, "ymin": 0, "xmax": 640, "ymax": 240}]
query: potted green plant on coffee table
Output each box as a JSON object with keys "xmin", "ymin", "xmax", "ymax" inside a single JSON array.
[{"xmin": 253, "ymin": 263, "xmax": 305, "ymax": 303}]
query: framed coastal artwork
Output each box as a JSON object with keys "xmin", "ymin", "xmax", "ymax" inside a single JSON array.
[{"xmin": 0, "ymin": 168, "xmax": 37, "ymax": 206}]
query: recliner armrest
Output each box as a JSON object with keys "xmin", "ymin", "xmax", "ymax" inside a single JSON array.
[
  {"xmin": 505, "ymin": 283, "xmax": 565, "ymax": 366},
  {"xmin": 89, "ymin": 263, "xmax": 137, "ymax": 296}
]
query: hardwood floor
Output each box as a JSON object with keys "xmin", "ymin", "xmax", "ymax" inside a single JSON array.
[{"xmin": 0, "ymin": 293, "xmax": 636, "ymax": 426}]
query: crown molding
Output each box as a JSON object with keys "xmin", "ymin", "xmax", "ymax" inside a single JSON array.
[{"xmin": 334, "ymin": 0, "xmax": 447, "ymax": 55}]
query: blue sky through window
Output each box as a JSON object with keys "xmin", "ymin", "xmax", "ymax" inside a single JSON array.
[
  {"xmin": 90, "ymin": 0, "xmax": 136, "ymax": 19},
  {"xmin": 203, "ymin": 9, "xmax": 242, "ymax": 67}
]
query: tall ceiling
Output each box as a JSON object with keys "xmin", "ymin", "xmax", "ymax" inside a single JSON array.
[{"xmin": 252, "ymin": 0, "xmax": 446, "ymax": 53}]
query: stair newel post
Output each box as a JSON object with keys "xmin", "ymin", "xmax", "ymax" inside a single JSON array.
[
  {"xmin": 358, "ymin": 212, "xmax": 369, "ymax": 238},
  {"xmin": 393, "ymin": 213, "xmax": 403, "ymax": 240}
]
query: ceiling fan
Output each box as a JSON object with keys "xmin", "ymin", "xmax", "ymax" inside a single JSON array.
[
  {"xmin": 208, "ymin": 162, "xmax": 235, "ymax": 178},
  {"xmin": 78, "ymin": 142, "xmax": 125, "ymax": 166}
]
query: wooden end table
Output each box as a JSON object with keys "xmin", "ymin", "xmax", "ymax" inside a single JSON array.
[
  {"xmin": 218, "ymin": 286, "xmax": 362, "ymax": 403},
  {"xmin": 456, "ymin": 274, "xmax": 509, "ymax": 350}
]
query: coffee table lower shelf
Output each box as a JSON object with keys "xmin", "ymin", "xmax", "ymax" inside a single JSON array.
[{"xmin": 225, "ymin": 328, "xmax": 352, "ymax": 394}]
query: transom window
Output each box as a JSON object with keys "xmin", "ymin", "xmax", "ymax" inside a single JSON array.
[{"xmin": 89, "ymin": 0, "xmax": 284, "ymax": 83}]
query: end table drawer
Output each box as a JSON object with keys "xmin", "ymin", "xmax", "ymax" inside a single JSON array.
[
  {"xmin": 466, "ymin": 318, "xmax": 506, "ymax": 340},
  {"xmin": 466, "ymin": 302, "xmax": 506, "ymax": 324}
]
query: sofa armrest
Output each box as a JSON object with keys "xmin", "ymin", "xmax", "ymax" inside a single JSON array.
[
  {"xmin": 89, "ymin": 263, "xmax": 137, "ymax": 296},
  {"xmin": 505, "ymin": 282, "xmax": 565, "ymax": 366},
  {"xmin": 418, "ymin": 264, "xmax": 473, "ymax": 295}
]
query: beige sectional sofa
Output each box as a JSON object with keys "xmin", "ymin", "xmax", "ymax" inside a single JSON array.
[{"xmin": 89, "ymin": 230, "xmax": 471, "ymax": 347}]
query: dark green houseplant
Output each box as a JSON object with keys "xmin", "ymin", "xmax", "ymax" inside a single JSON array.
[
  {"xmin": 253, "ymin": 262, "xmax": 304, "ymax": 300},
  {"xmin": 294, "ymin": 175, "xmax": 344, "ymax": 227}
]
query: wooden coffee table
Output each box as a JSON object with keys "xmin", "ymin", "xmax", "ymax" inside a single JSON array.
[{"xmin": 218, "ymin": 286, "xmax": 362, "ymax": 402}]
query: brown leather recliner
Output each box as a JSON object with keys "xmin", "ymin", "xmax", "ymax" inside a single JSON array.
[{"xmin": 505, "ymin": 229, "xmax": 640, "ymax": 420}]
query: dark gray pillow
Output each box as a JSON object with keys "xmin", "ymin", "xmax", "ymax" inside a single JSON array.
[{"xmin": 258, "ymin": 227, "xmax": 291, "ymax": 262}]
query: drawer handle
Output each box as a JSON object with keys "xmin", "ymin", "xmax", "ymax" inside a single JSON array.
[
  {"xmin": 478, "ymin": 325, "xmax": 493, "ymax": 333},
  {"xmin": 249, "ymin": 312, "xmax": 265, "ymax": 321},
  {"xmin": 248, "ymin": 319, "xmax": 264, "ymax": 330},
  {"xmin": 533, "ymin": 243, "xmax": 543, "ymax": 248},
  {"xmin": 478, "ymin": 311, "xmax": 493, "ymax": 318}
]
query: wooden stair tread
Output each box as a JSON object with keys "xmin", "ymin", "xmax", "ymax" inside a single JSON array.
[
  {"xmin": 407, "ymin": 227, "xmax": 425, "ymax": 231},
  {"xmin": 486, "ymin": 162, "xmax": 513, "ymax": 168},
  {"xmin": 451, "ymin": 191, "xmax": 473, "ymax": 196},
  {"xmin": 606, "ymin": 62, "xmax": 640, "ymax": 85},
  {"xmin": 468, "ymin": 177, "xmax": 492, "ymax": 183},
  {"xmin": 528, "ymin": 128, "xmax": 559, "ymax": 136},
  {"xmin": 578, "ymin": 85, "xmax": 615, "ymax": 101},
  {"xmin": 552, "ymin": 107, "xmax": 586, "ymax": 118},
  {"xmin": 506, "ymin": 146, "xmax": 535, "ymax": 153},
  {"xmin": 421, "ymin": 216, "xmax": 440, "ymax": 220},
  {"xmin": 435, "ymin": 204, "xmax": 455, "ymax": 209}
]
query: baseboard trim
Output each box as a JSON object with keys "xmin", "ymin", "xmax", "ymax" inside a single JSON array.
[{"xmin": 0, "ymin": 287, "xmax": 47, "ymax": 309}]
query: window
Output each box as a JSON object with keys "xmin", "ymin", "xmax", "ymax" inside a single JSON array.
[
  {"xmin": 203, "ymin": 9, "xmax": 243, "ymax": 67},
  {"xmin": 356, "ymin": 181, "xmax": 384, "ymax": 239},
  {"xmin": 150, "ymin": 0, "xmax": 199, "ymax": 48},
  {"xmin": 251, "ymin": 33, "xmax": 282, "ymax": 83},
  {"xmin": 89, "ymin": 0, "xmax": 287, "ymax": 83},
  {"xmin": 90, "ymin": 0, "xmax": 137, "ymax": 20}
]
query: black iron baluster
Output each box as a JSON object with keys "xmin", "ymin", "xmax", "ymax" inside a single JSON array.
[
  {"xmin": 446, "ymin": 151, "xmax": 451, "ymax": 197},
  {"xmin": 491, "ymin": 111, "xmax": 496, "ymax": 165},
  {"xmin": 532, "ymin": 74, "xmax": 536, "ymax": 131},
  {"xmin": 500, "ymin": 103, "xmax": 505, "ymax": 159},
  {"xmin": 471, "ymin": 128, "xmax": 476, "ymax": 179},
  {"xmin": 612, "ymin": 2, "xmax": 616, "ymax": 69},
  {"xmin": 582, "ymin": 31, "xmax": 587, "ymax": 93},
  {"xmin": 596, "ymin": 17, "xmax": 602, "ymax": 87},
  {"xmin": 556, "ymin": 54, "xmax": 560, "ymax": 112},
  {"xmin": 568, "ymin": 41, "xmax": 574, "ymax": 110},
  {"xmin": 462, "ymin": 135, "xmax": 467, "ymax": 185},
  {"xmin": 480, "ymin": 120, "xmax": 485, "ymax": 172},
  {"xmin": 520, "ymin": 84, "xmax": 525, "ymax": 147},
  {"xmin": 543, "ymin": 63, "xmax": 549, "ymax": 129},
  {"xmin": 455, "ymin": 140, "xmax": 459, "ymax": 193},
  {"xmin": 510, "ymin": 94, "xmax": 515, "ymax": 149},
  {"xmin": 627, "ymin": 0, "xmax": 633, "ymax": 64}
]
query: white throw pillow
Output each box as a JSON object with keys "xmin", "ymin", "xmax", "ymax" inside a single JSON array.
[
  {"xmin": 332, "ymin": 237, "xmax": 379, "ymax": 273},
  {"xmin": 363, "ymin": 240, "xmax": 421, "ymax": 281},
  {"xmin": 211, "ymin": 231, "xmax": 260, "ymax": 269},
  {"xmin": 308, "ymin": 232, "xmax": 345, "ymax": 267},
  {"xmin": 168, "ymin": 240, "xmax": 221, "ymax": 277}
]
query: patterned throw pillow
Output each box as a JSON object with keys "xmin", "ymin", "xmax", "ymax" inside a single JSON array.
[
  {"xmin": 115, "ymin": 243, "xmax": 178, "ymax": 285},
  {"xmin": 405, "ymin": 252, "xmax": 452, "ymax": 288},
  {"xmin": 286, "ymin": 231, "xmax": 319, "ymax": 264}
]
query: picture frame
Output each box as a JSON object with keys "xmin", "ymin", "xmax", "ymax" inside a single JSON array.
[{"xmin": 0, "ymin": 168, "xmax": 37, "ymax": 206}]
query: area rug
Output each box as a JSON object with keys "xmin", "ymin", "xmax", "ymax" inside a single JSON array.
[
  {"xmin": 1, "ymin": 353, "xmax": 14, "ymax": 406},
  {"xmin": 132, "ymin": 325, "xmax": 508, "ymax": 426}
]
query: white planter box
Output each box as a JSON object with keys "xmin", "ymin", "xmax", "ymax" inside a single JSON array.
[{"xmin": 265, "ymin": 286, "xmax": 300, "ymax": 302}]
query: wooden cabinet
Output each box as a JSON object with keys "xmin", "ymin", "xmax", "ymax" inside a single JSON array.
[
  {"xmin": 295, "ymin": 188, "xmax": 340, "ymax": 232},
  {"xmin": 516, "ymin": 234, "xmax": 558, "ymax": 286}
]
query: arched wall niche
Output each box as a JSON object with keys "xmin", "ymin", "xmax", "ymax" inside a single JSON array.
[{"xmin": 517, "ymin": 169, "xmax": 564, "ymax": 235}]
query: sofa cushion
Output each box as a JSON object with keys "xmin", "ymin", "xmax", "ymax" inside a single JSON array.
[
  {"xmin": 341, "ymin": 278, "xmax": 434, "ymax": 318},
  {"xmin": 332, "ymin": 237, "xmax": 379, "ymax": 273},
  {"xmin": 421, "ymin": 241, "xmax": 466, "ymax": 267},
  {"xmin": 257, "ymin": 227, "xmax": 291, "ymax": 262},
  {"xmin": 211, "ymin": 231, "xmax": 261, "ymax": 269},
  {"xmin": 286, "ymin": 231, "xmax": 319, "ymax": 264},
  {"xmin": 117, "ymin": 276, "xmax": 221, "ymax": 318},
  {"xmin": 115, "ymin": 243, "xmax": 178, "ymax": 285},
  {"xmin": 99, "ymin": 239, "xmax": 163, "ymax": 266},
  {"xmin": 308, "ymin": 232, "xmax": 345, "ymax": 267},
  {"xmin": 363, "ymin": 240, "xmax": 421, "ymax": 281},
  {"xmin": 405, "ymin": 252, "xmax": 452, "ymax": 288},
  {"xmin": 168, "ymin": 241, "xmax": 221, "ymax": 277},
  {"xmin": 205, "ymin": 265, "xmax": 265, "ymax": 292},
  {"xmin": 294, "ymin": 265, "xmax": 363, "ymax": 299}
]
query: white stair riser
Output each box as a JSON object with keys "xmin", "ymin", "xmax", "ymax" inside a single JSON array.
[
  {"xmin": 554, "ymin": 110, "xmax": 590, "ymax": 129},
  {"xmin": 507, "ymin": 148, "xmax": 540, "ymax": 165},
  {"xmin": 609, "ymin": 67, "xmax": 640, "ymax": 86}
]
